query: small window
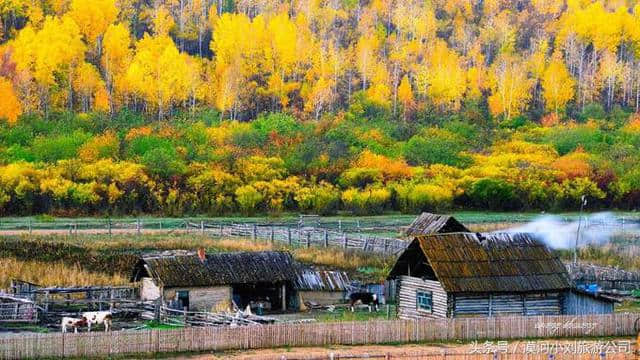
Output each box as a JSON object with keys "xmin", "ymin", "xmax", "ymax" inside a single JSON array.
[{"xmin": 416, "ymin": 290, "xmax": 432, "ymax": 313}]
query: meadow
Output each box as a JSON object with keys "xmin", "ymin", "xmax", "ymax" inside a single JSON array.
[{"xmin": 0, "ymin": 232, "xmax": 396, "ymax": 289}]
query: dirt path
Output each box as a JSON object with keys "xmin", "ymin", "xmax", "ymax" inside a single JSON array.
[{"xmin": 173, "ymin": 338, "xmax": 636, "ymax": 359}]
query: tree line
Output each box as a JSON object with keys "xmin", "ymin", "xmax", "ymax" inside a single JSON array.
[{"xmin": 1, "ymin": 0, "xmax": 640, "ymax": 216}]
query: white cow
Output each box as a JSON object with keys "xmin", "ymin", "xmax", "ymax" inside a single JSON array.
[
  {"xmin": 81, "ymin": 311, "xmax": 113, "ymax": 332},
  {"xmin": 61, "ymin": 317, "xmax": 87, "ymax": 333}
]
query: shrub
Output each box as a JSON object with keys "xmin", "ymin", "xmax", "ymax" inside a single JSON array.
[
  {"xmin": 552, "ymin": 177, "xmax": 605, "ymax": 209},
  {"xmin": 393, "ymin": 182, "xmax": 454, "ymax": 212},
  {"xmin": 32, "ymin": 130, "xmax": 91, "ymax": 162},
  {"xmin": 252, "ymin": 113, "xmax": 303, "ymax": 141},
  {"xmin": 126, "ymin": 135, "xmax": 174, "ymax": 158},
  {"xmin": 545, "ymin": 125, "xmax": 608, "ymax": 155},
  {"xmin": 78, "ymin": 131, "xmax": 120, "ymax": 162},
  {"xmin": 235, "ymin": 185, "xmax": 264, "ymax": 215},
  {"xmin": 141, "ymin": 148, "xmax": 186, "ymax": 179},
  {"xmin": 341, "ymin": 187, "xmax": 391, "ymax": 215},
  {"xmin": 339, "ymin": 168, "xmax": 383, "ymax": 188},
  {"xmin": 237, "ymin": 156, "xmax": 288, "ymax": 182},
  {"xmin": 467, "ymin": 178, "xmax": 522, "ymax": 210},
  {"xmin": 295, "ymin": 182, "xmax": 340, "ymax": 215},
  {"xmin": 403, "ymin": 128, "xmax": 469, "ymax": 167}
]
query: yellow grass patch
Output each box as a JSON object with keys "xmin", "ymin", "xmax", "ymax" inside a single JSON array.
[{"xmin": 0, "ymin": 257, "xmax": 128, "ymax": 289}]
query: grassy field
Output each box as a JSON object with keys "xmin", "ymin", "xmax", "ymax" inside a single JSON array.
[
  {"xmin": 3, "ymin": 210, "xmax": 639, "ymax": 227},
  {"xmin": 0, "ymin": 233, "xmax": 395, "ymax": 289}
]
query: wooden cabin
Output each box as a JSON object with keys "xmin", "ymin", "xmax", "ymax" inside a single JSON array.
[
  {"xmin": 131, "ymin": 251, "xmax": 300, "ymax": 313},
  {"xmin": 388, "ymin": 232, "xmax": 616, "ymax": 319}
]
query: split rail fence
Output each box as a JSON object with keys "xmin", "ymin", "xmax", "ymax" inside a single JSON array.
[{"xmin": 1, "ymin": 313, "xmax": 639, "ymax": 359}]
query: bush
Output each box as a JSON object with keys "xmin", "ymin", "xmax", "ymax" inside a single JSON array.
[
  {"xmin": 32, "ymin": 130, "xmax": 91, "ymax": 162},
  {"xmin": 545, "ymin": 125, "xmax": 608, "ymax": 155},
  {"xmin": 339, "ymin": 168, "xmax": 383, "ymax": 188},
  {"xmin": 252, "ymin": 113, "xmax": 303, "ymax": 142},
  {"xmin": 341, "ymin": 187, "xmax": 391, "ymax": 215},
  {"xmin": 403, "ymin": 129, "xmax": 469, "ymax": 167},
  {"xmin": 141, "ymin": 148, "xmax": 186, "ymax": 179},
  {"xmin": 295, "ymin": 182, "xmax": 340, "ymax": 215},
  {"xmin": 393, "ymin": 182, "xmax": 454, "ymax": 212},
  {"xmin": 467, "ymin": 178, "xmax": 521, "ymax": 210},
  {"xmin": 78, "ymin": 131, "xmax": 120, "ymax": 162},
  {"xmin": 578, "ymin": 103, "xmax": 606, "ymax": 122},
  {"xmin": 235, "ymin": 185, "xmax": 264, "ymax": 215},
  {"xmin": 126, "ymin": 135, "xmax": 174, "ymax": 158}
]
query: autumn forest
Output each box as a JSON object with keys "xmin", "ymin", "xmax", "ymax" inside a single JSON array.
[{"xmin": 1, "ymin": 0, "xmax": 640, "ymax": 216}]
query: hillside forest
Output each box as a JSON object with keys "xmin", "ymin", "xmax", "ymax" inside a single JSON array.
[{"xmin": 1, "ymin": 0, "xmax": 640, "ymax": 216}]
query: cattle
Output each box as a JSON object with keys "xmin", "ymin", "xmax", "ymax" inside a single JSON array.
[
  {"xmin": 349, "ymin": 292, "xmax": 379, "ymax": 312},
  {"xmin": 61, "ymin": 317, "xmax": 87, "ymax": 333},
  {"xmin": 82, "ymin": 311, "xmax": 113, "ymax": 332}
]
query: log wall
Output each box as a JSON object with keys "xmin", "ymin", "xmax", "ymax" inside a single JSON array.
[
  {"xmin": 397, "ymin": 276, "xmax": 448, "ymax": 319},
  {"xmin": 453, "ymin": 293, "xmax": 562, "ymax": 317}
]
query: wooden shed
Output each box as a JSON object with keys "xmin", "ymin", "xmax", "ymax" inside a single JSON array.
[
  {"xmin": 388, "ymin": 232, "xmax": 616, "ymax": 319},
  {"xmin": 294, "ymin": 270, "xmax": 351, "ymax": 306},
  {"xmin": 131, "ymin": 251, "xmax": 300, "ymax": 313}
]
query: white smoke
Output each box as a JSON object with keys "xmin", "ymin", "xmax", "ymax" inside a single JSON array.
[{"xmin": 503, "ymin": 212, "xmax": 638, "ymax": 249}]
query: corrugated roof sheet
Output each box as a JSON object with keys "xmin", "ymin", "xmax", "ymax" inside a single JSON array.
[
  {"xmin": 293, "ymin": 270, "xmax": 351, "ymax": 291},
  {"xmin": 403, "ymin": 232, "xmax": 571, "ymax": 293},
  {"xmin": 404, "ymin": 213, "xmax": 470, "ymax": 236},
  {"xmin": 131, "ymin": 251, "xmax": 298, "ymax": 287}
]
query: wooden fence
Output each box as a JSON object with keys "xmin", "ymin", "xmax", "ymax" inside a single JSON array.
[
  {"xmin": 1, "ymin": 313, "xmax": 639, "ymax": 359},
  {"xmin": 0, "ymin": 218, "xmax": 410, "ymax": 255},
  {"xmin": 198, "ymin": 222, "xmax": 408, "ymax": 254}
]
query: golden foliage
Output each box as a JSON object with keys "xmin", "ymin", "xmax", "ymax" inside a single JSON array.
[{"xmin": 0, "ymin": 77, "xmax": 21, "ymax": 124}]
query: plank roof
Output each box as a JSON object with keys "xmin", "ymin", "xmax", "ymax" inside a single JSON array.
[
  {"xmin": 391, "ymin": 232, "xmax": 572, "ymax": 293},
  {"xmin": 131, "ymin": 251, "xmax": 298, "ymax": 288},
  {"xmin": 404, "ymin": 213, "xmax": 470, "ymax": 236}
]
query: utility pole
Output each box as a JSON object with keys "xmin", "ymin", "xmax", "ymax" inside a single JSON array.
[{"xmin": 573, "ymin": 195, "xmax": 587, "ymax": 265}]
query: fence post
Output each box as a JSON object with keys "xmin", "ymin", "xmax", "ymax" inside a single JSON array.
[
  {"xmin": 306, "ymin": 231, "xmax": 311, "ymax": 248},
  {"xmin": 136, "ymin": 218, "xmax": 141, "ymax": 235},
  {"xmin": 270, "ymin": 226, "xmax": 275, "ymax": 243},
  {"xmin": 287, "ymin": 227, "xmax": 292, "ymax": 246},
  {"xmin": 252, "ymin": 224, "xmax": 257, "ymax": 240},
  {"xmin": 363, "ymin": 236, "xmax": 369, "ymax": 251},
  {"xmin": 324, "ymin": 230, "xmax": 328, "ymax": 248},
  {"xmin": 28, "ymin": 219, "xmax": 32, "ymax": 235},
  {"xmin": 108, "ymin": 218, "xmax": 112, "ymax": 237},
  {"xmin": 200, "ymin": 221, "xmax": 205, "ymax": 236},
  {"xmin": 343, "ymin": 233, "xmax": 347, "ymax": 249},
  {"xmin": 220, "ymin": 224, "xmax": 223, "ymax": 236}
]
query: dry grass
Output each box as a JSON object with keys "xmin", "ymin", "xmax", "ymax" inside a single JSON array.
[
  {"xmin": 1, "ymin": 234, "xmax": 393, "ymax": 285},
  {"xmin": 466, "ymin": 222, "xmax": 519, "ymax": 232},
  {"xmin": 0, "ymin": 257, "xmax": 128, "ymax": 289}
]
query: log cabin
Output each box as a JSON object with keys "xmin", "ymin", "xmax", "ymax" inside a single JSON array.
[{"xmin": 388, "ymin": 232, "xmax": 616, "ymax": 319}]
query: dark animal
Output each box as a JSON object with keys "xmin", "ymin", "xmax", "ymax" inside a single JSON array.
[{"xmin": 349, "ymin": 292, "xmax": 379, "ymax": 312}]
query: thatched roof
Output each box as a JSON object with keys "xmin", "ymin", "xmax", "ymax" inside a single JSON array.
[
  {"xmin": 389, "ymin": 232, "xmax": 571, "ymax": 293},
  {"xmin": 404, "ymin": 213, "xmax": 469, "ymax": 236},
  {"xmin": 131, "ymin": 251, "xmax": 298, "ymax": 287}
]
